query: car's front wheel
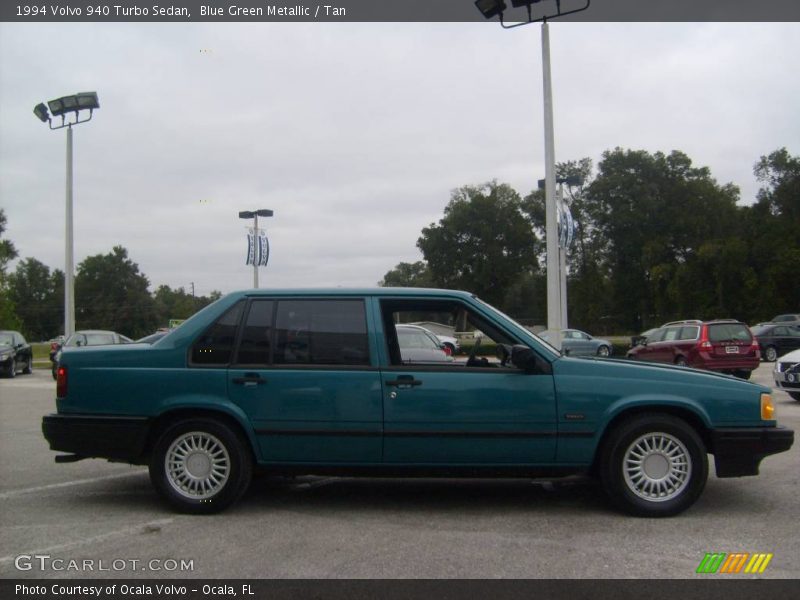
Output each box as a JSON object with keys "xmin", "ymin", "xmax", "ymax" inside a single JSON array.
[
  {"xmin": 7, "ymin": 360, "xmax": 16, "ymax": 378},
  {"xmin": 23, "ymin": 359, "xmax": 32, "ymax": 375},
  {"xmin": 149, "ymin": 418, "xmax": 253, "ymax": 514},
  {"xmin": 599, "ymin": 413, "xmax": 707, "ymax": 517}
]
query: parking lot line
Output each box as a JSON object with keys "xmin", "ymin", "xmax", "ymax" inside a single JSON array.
[
  {"xmin": 0, "ymin": 518, "xmax": 174, "ymax": 566},
  {"xmin": 0, "ymin": 470, "xmax": 145, "ymax": 500}
]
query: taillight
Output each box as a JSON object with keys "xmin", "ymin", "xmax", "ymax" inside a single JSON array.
[
  {"xmin": 698, "ymin": 325, "xmax": 712, "ymax": 350},
  {"xmin": 56, "ymin": 366, "xmax": 67, "ymax": 398}
]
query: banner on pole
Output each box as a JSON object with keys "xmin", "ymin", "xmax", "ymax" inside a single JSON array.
[
  {"xmin": 258, "ymin": 230, "xmax": 270, "ymax": 266},
  {"xmin": 245, "ymin": 229, "xmax": 255, "ymax": 265}
]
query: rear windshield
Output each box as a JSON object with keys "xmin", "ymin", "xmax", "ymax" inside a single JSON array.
[
  {"xmin": 707, "ymin": 323, "xmax": 752, "ymax": 343},
  {"xmin": 751, "ymin": 325, "xmax": 770, "ymax": 336}
]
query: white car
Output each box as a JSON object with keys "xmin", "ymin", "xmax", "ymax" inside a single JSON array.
[
  {"xmin": 396, "ymin": 324, "xmax": 454, "ymax": 364},
  {"xmin": 773, "ymin": 347, "xmax": 800, "ymax": 402}
]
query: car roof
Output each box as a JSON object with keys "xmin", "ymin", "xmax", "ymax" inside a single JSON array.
[{"xmin": 235, "ymin": 288, "xmax": 475, "ymax": 299}]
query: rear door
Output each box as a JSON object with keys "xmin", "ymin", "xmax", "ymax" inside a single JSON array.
[{"xmin": 227, "ymin": 297, "xmax": 383, "ymax": 464}]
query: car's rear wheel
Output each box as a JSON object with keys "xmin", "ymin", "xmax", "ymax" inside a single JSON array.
[
  {"xmin": 734, "ymin": 370, "xmax": 752, "ymax": 380},
  {"xmin": 23, "ymin": 359, "xmax": 32, "ymax": 374},
  {"xmin": 764, "ymin": 346, "xmax": 778, "ymax": 362},
  {"xmin": 674, "ymin": 356, "xmax": 688, "ymax": 367},
  {"xmin": 599, "ymin": 413, "xmax": 707, "ymax": 517},
  {"xmin": 597, "ymin": 345, "xmax": 611, "ymax": 357},
  {"xmin": 790, "ymin": 392, "xmax": 800, "ymax": 402},
  {"xmin": 149, "ymin": 418, "xmax": 253, "ymax": 514}
]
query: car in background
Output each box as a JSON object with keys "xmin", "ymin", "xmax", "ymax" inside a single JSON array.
[
  {"xmin": 769, "ymin": 313, "xmax": 800, "ymax": 326},
  {"xmin": 435, "ymin": 333, "xmax": 460, "ymax": 356},
  {"xmin": 136, "ymin": 329, "xmax": 171, "ymax": 344},
  {"xmin": 0, "ymin": 330, "xmax": 33, "ymax": 378},
  {"xmin": 51, "ymin": 330, "xmax": 133, "ymax": 379},
  {"xmin": 539, "ymin": 329, "xmax": 612, "ymax": 357},
  {"xmin": 396, "ymin": 324, "xmax": 454, "ymax": 363},
  {"xmin": 626, "ymin": 319, "xmax": 759, "ymax": 379},
  {"xmin": 751, "ymin": 323, "xmax": 800, "ymax": 362},
  {"xmin": 630, "ymin": 328, "xmax": 658, "ymax": 349},
  {"xmin": 773, "ymin": 348, "xmax": 800, "ymax": 402}
]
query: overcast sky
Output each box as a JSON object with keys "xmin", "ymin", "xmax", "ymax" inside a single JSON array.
[{"xmin": 1, "ymin": 22, "xmax": 799, "ymax": 297}]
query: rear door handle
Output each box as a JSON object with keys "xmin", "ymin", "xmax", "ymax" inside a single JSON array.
[
  {"xmin": 232, "ymin": 374, "xmax": 266, "ymax": 386},
  {"xmin": 386, "ymin": 376, "xmax": 422, "ymax": 388}
]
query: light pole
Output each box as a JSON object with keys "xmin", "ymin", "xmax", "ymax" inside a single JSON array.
[
  {"xmin": 475, "ymin": 0, "xmax": 590, "ymax": 348},
  {"xmin": 33, "ymin": 92, "xmax": 100, "ymax": 338},
  {"xmin": 238, "ymin": 209, "xmax": 273, "ymax": 288}
]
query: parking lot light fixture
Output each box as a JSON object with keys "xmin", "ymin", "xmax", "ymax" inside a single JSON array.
[
  {"xmin": 33, "ymin": 91, "xmax": 100, "ymax": 337},
  {"xmin": 475, "ymin": 0, "xmax": 507, "ymax": 19}
]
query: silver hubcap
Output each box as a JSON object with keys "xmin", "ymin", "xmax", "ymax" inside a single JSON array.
[
  {"xmin": 766, "ymin": 348, "xmax": 776, "ymax": 361},
  {"xmin": 165, "ymin": 432, "xmax": 231, "ymax": 500},
  {"xmin": 623, "ymin": 432, "xmax": 692, "ymax": 502},
  {"xmin": 598, "ymin": 347, "xmax": 609, "ymax": 356}
]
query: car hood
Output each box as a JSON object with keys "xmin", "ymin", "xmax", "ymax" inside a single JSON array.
[
  {"xmin": 777, "ymin": 348, "xmax": 800, "ymax": 363},
  {"xmin": 560, "ymin": 355, "xmax": 768, "ymax": 390}
]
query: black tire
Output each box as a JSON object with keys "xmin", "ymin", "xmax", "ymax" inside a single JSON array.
[
  {"xmin": 7, "ymin": 360, "xmax": 16, "ymax": 378},
  {"xmin": 599, "ymin": 413, "xmax": 707, "ymax": 517},
  {"xmin": 764, "ymin": 346, "xmax": 778, "ymax": 362},
  {"xmin": 734, "ymin": 370, "xmax": 752, "ymax": 380},
  {"xmin": 149, "ymin": 418, "xmax": 253, "ymax": 514},
  {"xmin": 23, "ymin": 358, "xmax": 32, "ymax": 375},
  {"xmin": 674, "ymin": 356, "xmax": 688, "ymax": 367},
  {"xmin": 597, "ymin": 345, "xmax": 611, "ymax": 357},
  {"xmin": 790, "ymin": 392, "xmax": 800, "ymax": 402},
  {"xmin": 51, "ymin": 363, "xmax": 58, "ymax": 380}
]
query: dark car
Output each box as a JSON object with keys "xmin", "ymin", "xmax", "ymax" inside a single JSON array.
[
  {"xmin": 51, "ymin": 330, "xmax": 133, "ymax": 379},
  {"xmin": 0, "ymin": 330, "xmax": 33, "ymax": 378},
  {"xmin": 626, "ymin": 319, "xmax": 760, "ymax": 379},
  {"xmin": 751, "ymin": 323, "xmax": 800, "ymax": 362}
]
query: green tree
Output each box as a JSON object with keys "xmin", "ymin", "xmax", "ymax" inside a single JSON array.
[
  {"xmin": 378, "ymin": 261, "xmax": 433, "ymax": 287},
  {"xmin": 153, "ymin": 285, "xmax": 222, "ymax": 326},
  {"xmin": 7, "ymin": 258, "xmax": 62, "ymax": 340},
  {"xmin": 75, "ymin": 246, "xmax": 159, "ymax": 338},
  {"xmin": 417, "ymin": 182, "xmax": 539, "ymax": 308},
  {"xmin": 0, "ymin": 209, "xmax": 21, "ymax": 330},
  {"xmin": 585, "ymin": 149, "xmax": 741, "ymax": 331}
]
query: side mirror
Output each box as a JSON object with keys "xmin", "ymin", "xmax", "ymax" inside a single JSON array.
[
  {"xmin": 510, "ymin": 344, "xmax": 551, "ymax": 374},
  {"xmin": 563, "ymin": 347, "xmax": 571, "ymax": 356}
]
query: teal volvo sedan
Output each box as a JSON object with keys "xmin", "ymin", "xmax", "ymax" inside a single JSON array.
[{"xmin": 42, "ymin": 289, "xmax": 793, "ymax": 517}]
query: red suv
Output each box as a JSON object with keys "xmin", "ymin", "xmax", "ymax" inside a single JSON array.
[{"xmin": 627, "ymin": 319, "xmax": 760, "ymax": 379}]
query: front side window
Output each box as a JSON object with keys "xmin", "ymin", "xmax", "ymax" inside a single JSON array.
[
  {"xmin": 191, "ymin": 301, "xmax": 244, "ymax": 365},
  {"xmin": 273, "ymin": 300, "xmax": 369, "ymax": 366}
]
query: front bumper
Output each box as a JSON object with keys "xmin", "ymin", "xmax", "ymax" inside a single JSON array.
[
  {"xmin": 42, "ymin": 414, "xmax": 151, "ymax": 463},
  {"xmin": 711, "ymin": 426, "xmax": 794, "ymax": 477}
]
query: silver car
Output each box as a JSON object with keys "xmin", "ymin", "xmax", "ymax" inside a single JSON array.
[
  {"xmin": 396, "ymin": 324, "xmax": 454, "ymax": 364},
  {"xmin": 539, "ymin": 328, "xmax": 613, "ymax": 357}
]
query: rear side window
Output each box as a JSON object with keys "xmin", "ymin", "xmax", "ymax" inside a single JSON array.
[
  {"xmin": 679, "ymin": 326, "xmax": 699, "ymax": 340},
  {"xmin": 191, "ymin": 301, "xmax": 244, "ymax": 365},
  {"xmin": 708, "ymin": 323, "xmax": 752, "ymax": 343},
  {"xmin": 235, "ymin": 300, "xmax": 275, "ymax": 365},
  {"xmin": 273, "ymin": 300, "xmax": 369, "ymax": 366}
]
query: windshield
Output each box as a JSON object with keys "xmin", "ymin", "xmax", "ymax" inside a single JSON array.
[
  {"xmin": 0, "ymin": 332, "xmax": 13, "ymax": 346},
  {"xmin": 474, "ymin": 297, "xmax": 561, "ymax": 358},
  {"xmin": 66, "ymin": 332, "xmax": 117, "ymax": 347}
]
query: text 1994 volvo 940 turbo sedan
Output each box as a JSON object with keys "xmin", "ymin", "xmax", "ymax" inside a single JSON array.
[{"xmin": 42, "ymin": 289, "xmax": 793, "ymax": 517}]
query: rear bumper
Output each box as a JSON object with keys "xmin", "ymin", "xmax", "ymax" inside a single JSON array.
[
  {"xmin": 42, "ymin": 414, "xmax": 151, "ymax": 463},
  {"xmin": 711, "ymin": 426, "xmax": 794, "ymax": 477}
]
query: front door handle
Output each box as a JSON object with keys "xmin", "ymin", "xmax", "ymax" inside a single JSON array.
[
  {"xmin": 386, "ymin": 376, "xmax": 422, "ymax": 388},
  {"xmin": 232, "ymin": 374, "xmax": 266, "ymax": 386}
]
